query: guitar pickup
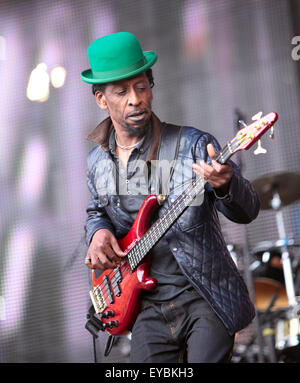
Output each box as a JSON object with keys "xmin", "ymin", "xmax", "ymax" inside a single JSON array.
[
  {"xmin": 114, "ymin": 267, "xmax": 122, "ymax": 282},
  {"xmin": 113, "ymin": 268, "xmax": 122, "ymax": 297},
  {"xmin": 104, "ymin": 276, "xmax": 114, "ymax": 304},
  {"xmin": 114, "ymin": 284, "xmax": 121, "ymax": 297}
]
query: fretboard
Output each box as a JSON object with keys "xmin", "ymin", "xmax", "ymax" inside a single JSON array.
[{"xmin": 127, "ymin": 141, "xmax": 234, "ymax": 270}]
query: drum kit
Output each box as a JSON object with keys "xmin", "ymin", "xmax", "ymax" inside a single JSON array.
[{"xmin": 239, "ymin": 171, "xmax": 300, "ymax": 362}]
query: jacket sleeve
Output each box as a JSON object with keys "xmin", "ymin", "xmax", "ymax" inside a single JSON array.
[
  {"xmin": 195, "ymin": 132, "xmax": 260, "ymax": 224},
  {"xmin": 212, "ymin": 166, "xmax": 260, "ymax": 224},
  {"xmin": 84, "ymin": 149, "xmax": 115, "ymax": 246}
]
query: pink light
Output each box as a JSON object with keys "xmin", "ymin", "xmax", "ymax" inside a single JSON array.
[
  {"xmin": 17, "ymin": 136, "xmax": 49, "ymax": 206},
  {"xmin": 182, "ymin": 0, "xmax": 209, "ymax": 57},
  {"xmin": 1, "ymin": 224, "xmax": 35, "ymax": 333}
]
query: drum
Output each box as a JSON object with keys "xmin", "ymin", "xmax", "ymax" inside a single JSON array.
[{"xmin": 251, "ymin": 241, "xmax": 289, "ymax": 311}]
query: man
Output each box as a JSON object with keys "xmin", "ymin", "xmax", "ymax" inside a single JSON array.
[{"xmin": 81, "ymin": 32, "xmax": 260, "ymax": 363}]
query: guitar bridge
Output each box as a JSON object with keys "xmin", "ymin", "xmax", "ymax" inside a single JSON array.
[{"xmin": 89, "ymin": 286, "xmax": 106, "ymax": 314}]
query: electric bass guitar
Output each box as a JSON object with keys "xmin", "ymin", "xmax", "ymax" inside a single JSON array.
[{"xmin": 89, "ymin": 111, "xmax": 278, "ymax": 335}]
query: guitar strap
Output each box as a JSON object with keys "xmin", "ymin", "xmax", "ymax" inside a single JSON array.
[{"xmin": 156, "ymin": 123, "xmax": 183, "ymax": 196}]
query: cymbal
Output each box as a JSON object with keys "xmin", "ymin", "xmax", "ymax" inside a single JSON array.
[
  {"xmin": 252, "ymin": 239, "xmax": 300, "ymax": 253},
  {"xmin": 254, "ymin": 278, "xmax": 288, "ymax": 311},
  {"xmin": 252, "ymin": 171, "xmax": 300, "ymax": 210}
]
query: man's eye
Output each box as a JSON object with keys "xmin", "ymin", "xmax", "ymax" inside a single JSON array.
[{"xmin": 116, "ymin": 90, "xmax": 126, "ymax": 95}]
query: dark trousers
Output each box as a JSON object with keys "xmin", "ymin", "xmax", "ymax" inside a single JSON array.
[{"xmin": 130, "ymin": 288, "xmax": 234, "ymax": 363}]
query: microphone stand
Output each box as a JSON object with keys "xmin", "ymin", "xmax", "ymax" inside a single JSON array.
[{"xmin": 233, "ymin": 109, "xmax": 265, "ymax": 363}]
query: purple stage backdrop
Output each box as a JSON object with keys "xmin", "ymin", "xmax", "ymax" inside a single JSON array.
[{"xmin": 0, "ymin": 0, "xmax": 300, "ymax": 362}]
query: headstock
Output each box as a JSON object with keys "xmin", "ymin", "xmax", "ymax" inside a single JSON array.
[{"xmin": 230, "ymin": 111, "xmax": 278, "ymax": 155}]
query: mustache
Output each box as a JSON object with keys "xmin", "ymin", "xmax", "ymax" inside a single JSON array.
[{"xmin": 126, "ymin": 109, "xmax": 147, "ymax": 118}]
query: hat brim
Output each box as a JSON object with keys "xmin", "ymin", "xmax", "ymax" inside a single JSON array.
[{"xmin": 80, "ymin": 51, "xmax": 157, "ymax": 84}]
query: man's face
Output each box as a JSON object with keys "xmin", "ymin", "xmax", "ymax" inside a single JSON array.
[{"xmin": 96, "ymin": 72, "xmax": 153, "ymax": 137}]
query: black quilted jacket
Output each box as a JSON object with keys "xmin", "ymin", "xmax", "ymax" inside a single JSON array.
[{"xmin": 84, "ymin": 117, "xmax": 260, "ymax": 336}]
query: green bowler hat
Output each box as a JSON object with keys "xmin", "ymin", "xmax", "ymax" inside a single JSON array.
[{"xmin": 81, "ymin": 32, "xmax": 157, "ymax": 84}]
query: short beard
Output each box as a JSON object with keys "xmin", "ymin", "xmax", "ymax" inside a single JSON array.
[{"xmin": 124, "ymin": 121, "xmax": 150, "ymax": 138}]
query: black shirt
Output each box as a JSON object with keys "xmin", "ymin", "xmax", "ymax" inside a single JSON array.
[{"xmin": 108, "ymin": 125, "xmax": 191, "ymax": 302}]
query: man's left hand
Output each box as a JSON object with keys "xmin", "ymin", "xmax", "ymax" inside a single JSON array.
[{"xmin": 192, "ymin": 143, "xmax": 233, "ymax": 194}]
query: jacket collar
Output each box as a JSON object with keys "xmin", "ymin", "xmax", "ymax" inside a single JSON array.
[{"xmin": 86, "ymin": 112, "xmax": 163, "ymax": 162}]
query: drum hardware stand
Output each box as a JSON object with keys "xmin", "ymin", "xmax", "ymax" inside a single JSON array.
[
  {"xmin": 270, "ymin": 189, "xmax": 297, "ymax": 307},
  {"xmin": 234, "ymin": 109, "xmax": 265, "ymax": 363},
  {"xmin": 261, "ymin": 293, "xmax": 281, "ymax": 363},
  {"xmin": 236, "ymin": 292, "xmax": 279, "ymax": 362},
  {"xmin": 263, "ymin": 188, "xmax": 299, "ymax": 361}
]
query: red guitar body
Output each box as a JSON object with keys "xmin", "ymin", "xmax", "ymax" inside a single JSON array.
[{"xmin": 91, "ymin": 194, "xmax": 159, "ymax": 335}]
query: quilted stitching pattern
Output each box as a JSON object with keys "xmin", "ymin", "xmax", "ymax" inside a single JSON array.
[{"xmin": 85, "ymin": 124, "xmax": 259, "ymax": 335}]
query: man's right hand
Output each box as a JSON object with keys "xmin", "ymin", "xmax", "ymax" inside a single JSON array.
[{"xmin": 85, "ymin": 229, "xmax": 126, "ymax": 270}]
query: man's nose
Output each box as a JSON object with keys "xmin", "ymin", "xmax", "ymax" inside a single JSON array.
[{"xmin": 128, "ymin": 89, "xmax": 141, "ymax": 106}]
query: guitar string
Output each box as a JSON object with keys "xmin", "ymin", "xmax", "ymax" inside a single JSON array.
[
  {"xmin": 93, "ymin": 188, "xmax": 211, "ymax": 306},
  {"xmin": 94, "ymin": 177, "xmax": 208, "ymax": 307},
  {"xmin": 91, "ymin": 139, "xmax": 237, "ymax": 304},
  {"xmin": 94, "ymin": 185, "xmax": 205, "ymax": 306},
  {"xmin": 125, "ymin": 140, "xmax": 234, "ymax": 266},
  {"xmin": 115, "ymin": 126, "xmax": 267, "ymax": 271},
  {"xmin": 94, "ymin": 176, "xmax": 206, "ymax": 304}
]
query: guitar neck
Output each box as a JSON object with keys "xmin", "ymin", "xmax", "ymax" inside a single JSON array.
[{"xmin": 127, "ymin": 142, "xmax": 234, "ymax": 270}]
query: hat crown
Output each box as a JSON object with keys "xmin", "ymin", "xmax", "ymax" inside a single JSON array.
[
  {"xmin": 88, "ymin": 32, "xmax": 144, "ymax": 73},
  {"xmin": 81, "ymin": 31, "xmax": 157, "ymax": 84}
]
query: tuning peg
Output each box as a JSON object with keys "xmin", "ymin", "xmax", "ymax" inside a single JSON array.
[
  {"xmin": 269, "ymin": 125, "xmax": 275, "ymax": 140},
  {"xmin": 254, "ymin": 139, "xmax": 267, "ymax": 155},
  {"xmin": 238, "ymin": 120, "xmax": 248, "ymax": 129},
  {"xmin": 251, "ymin": 111, "xmax": 263, "ymax": 121}
]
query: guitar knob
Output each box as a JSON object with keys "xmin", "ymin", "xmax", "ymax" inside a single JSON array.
[
  {"xmin": 103, "ymin": 321, "xmax": 118, "ymax": 329},
  {"xmin": 102, "ymin": 310, "xmax": 115, "ymax": 318}
]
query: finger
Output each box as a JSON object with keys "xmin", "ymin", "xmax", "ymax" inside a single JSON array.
[
  {"xmin": 84, "ymin": 253, "xmax": 94, "ymax": 269},
  {"xmin": 110, "ymin": 237, "xmax": 127, "ymax": 258},
  {"xmin": 192, "ymin": 162, "xmax": 206, "ymax": 178},
  {"xmin": 92, "ymin": 240, "xmax": 119, "ymax": 266},
  {"xmin": 211, "ymin": 159, "xmax": 223, "ymax": 173},
  {"xmin": 206, "ymin": 172, "xmax": 233, "ymax": 188},
  {"xmin": 192, "ymin": 161, "xmax": 216, "ymax": 181},
  {"xmin": 199, "ymin": 158, "xmax": 232, "ymax": 177},
  {"xmin": 87, "ymin": 248, "xmax": 115, "ymax": 270},
  {"xmin": 192, "ymin": 163, "xmax": 230, "ymax": 187},
  {"xmin": 207, "ymin": 143, "xmax": 217, "ymax": 159},
  {"xmin": 211, "ymin": 160, "xmax": 234, "ymax": 175},
  {"xmin": 95, "ymin": 253, "xmax": 115, "ymax": 269},
  {"xmin": 212, "ymin": 162, "xmax": 233, "ymax": 182},
  {"xmin": 104, "ymin": 245, "xmax": 123, "ymax": 265},
  {"xmin": 85, "ymin": 255, "xmax": 93, "ymax": 269}
]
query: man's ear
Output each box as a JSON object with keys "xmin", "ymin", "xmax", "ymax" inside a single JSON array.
[{"xmin": 95, "ymin": 91, "xmax": 108, "ymax": 110}]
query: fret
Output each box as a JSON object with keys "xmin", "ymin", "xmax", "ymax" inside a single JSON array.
[{"xmin": 127, "ymin": 142, "xmax": 235, "ymax": 271}]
